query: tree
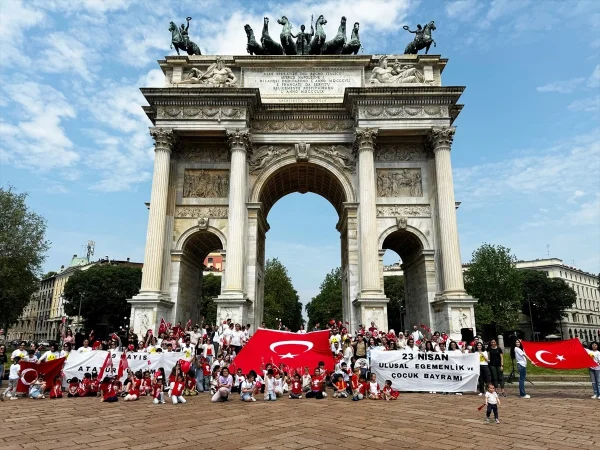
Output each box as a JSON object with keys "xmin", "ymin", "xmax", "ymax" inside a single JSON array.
[
  {"xmin": 306, "ymin": 267, "xmax": 342, "ymax": 329},
  {"xmin": 42, "ymin": 271, "xmax": 57, "ymax": 279},
  {"xmin": 464, "ymin": 243, "xmax": 522, "ymax": 336},
  {"xmin": 384, "ymin": 275, "xmax": 405, "ymax": 332},
  {"xmin": 199, "ymin": 273, "xmax": 221, "ymax": 326},
  {"xmin": 0, "ymin": 187, "xmax": 50, "ymax": 332},
  {"xmin": 263, "ymin": 258, "xmax": 303, "ymax": 330},
  {"xmin": 521, "ymin": 270, "xmax": 576, "ymax": 338},
  {"xmin": 63, "ymin": 265, "xmax": 142, "ymax": 335}
]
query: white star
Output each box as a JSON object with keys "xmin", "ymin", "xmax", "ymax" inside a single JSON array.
[
  {"xmin": 556, "ymin": 355, "xmax": 565, "ymax": 361},
  {"xmin": 279, "ymin": 352, "xmax": 298, "ymax": 359}
]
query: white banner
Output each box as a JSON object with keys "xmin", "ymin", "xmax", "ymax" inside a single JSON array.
[
  {"xmin": 62, "ymin": 351, "xmax": 182, "ymax": 387},
  {"xmin": 371, "ymin": 350, "xmax": 480, "ymax": 392}
]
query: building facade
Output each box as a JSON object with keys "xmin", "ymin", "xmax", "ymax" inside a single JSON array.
[{"xmin": 516, "ymin": 258, "xmax": 600, "ymax": 342}]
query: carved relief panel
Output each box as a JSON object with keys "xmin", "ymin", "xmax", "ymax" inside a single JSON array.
[
  {"xmin": 375, "ymin": 143, "xmax": 426, "ymax": 162},
  {"xmin": 183, "ymin": 170, "xmax": 229, "ymax": 198},
  {"xmin": 376, "ymin": 169, "xmax": 422, "ymax": 197},
  {"xmin": 174, "ymin": 144, "xmax": 229, "ymax": 162}
]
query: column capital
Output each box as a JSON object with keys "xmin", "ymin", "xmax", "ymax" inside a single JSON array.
[
  {"xmin": 226, "ymin": 128, "xmax": 251, "ymax": 152},
  {"xmin": 354, "ymin": 128, "xmax": 378, "ymax": 153},
  {"xmin": 427, "ymin": 127, "xmax": 455, "ymax": 152},
  {"xmin": 149, "ymin": 127, "xmax": 174, "ymax": 152}
]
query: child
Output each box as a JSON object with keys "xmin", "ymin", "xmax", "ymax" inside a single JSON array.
[
  {"xmin": 351, "ymin": 368, "xmax": 362, "ymax": 401},
  {"xmin": 101, "ymin": 377, "xmax": 119, "ymax": 403},
  {"xmin": 333, "ymin": 374, "xmax": 348, "ymax": 398},
  {"xmin": 210, "ymin": 366, "xmax": 220, "ymax": 395},
  {"xmin": 289, "ymin": 373, "xmax": 303, "ymax": 399},
  {"xmin": 264, "ymin": 369, "xmax": 276, "ymax": 401},
  {"xmin": 152, "ymin": 376, "xmax": 165, "ymax": 404},
  {"xmin": 184, "ymin": 370, "xmax": 198, "ymax": 396},
  {"xmin": 29, "ymin": 374, "xmax": 45, "ymax": 399},
  {"xmin": 90, "ymin": 373, "xmax": 100, "ymax": 397},
  {"xmin": 368, "ymin": 373, "xmax": 380, "ymax": 400},
  {"xmin": 200, "ymin": 357, "xmax": 212, "ymax": 393},
  {"xmin": 241, "ymin": 371, "xmax": 257, "ymax": 402},
  {"xmin": 301, "ymin": 367, "xmax": 312, "ymax": 393},
  {"xmin": 1, "ymin": 356, "xmax": 21, "ymax": 400},
  {"xmin": 67, "ymin": 377, "xmax": 80, "ymax": 397},
  {"xmin": 124, "ymin": 370, "xmax": 142, "ymax": 401},
  {"xmin": 233, "ymin": 368, "xmax": 245, "ymax": 394},
  {"xmin": 49, "ymin": 375, "xmax": 63, "ymax": 399},
  {"xmin": 381, "ymin": 380, "xmax": 399, "ymax": 401},
  {"xmin": 485, "ymin": 384, "xmax": 501, "ymax": 424},
  {"xmin": 141, "ymin": 371, "xmax": 152, "ymax": 396},
  {"xmin": 306, "ymin": 368, "xmax": 327, "ymax": 399},
  {"xmin": 169, "ymin": 374, "xmax": 186, "ymax": 404},
  {"xmin": 273, "ymin": 371, "xmax": 284, "ymax": 397},
  {"xmin": 78, "ymin": 373, "xmax": 92, "ymax": 397},
  {"xmin": 359, "ymin": 375, "xmax": 369, "ymax": 400}
]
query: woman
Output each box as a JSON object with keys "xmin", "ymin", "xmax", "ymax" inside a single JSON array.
[
  {"xmin": 211, "ymin": 367, "xmax": 233, "ymax": 402},
  {"xmin": 63, "ymin": 328, "xmax": 75, "ymax": 345},
  {"xmin": 343, "ymin": 338, "xmax": 354, "ymax": 366},
  {"xmin": 230, "ymin": 324, "xmax": 244, "ymax": 355},
  {"xmin": 404, "ymin": 338, "xmax": 419, "ymax": 353},
  {"xmin": 39, "ymin": 343, "xmax": 61, "ymax": 363},
  {"xmin": 513, "ymin": 339, "xmax": 530, "ymax": 398},
  {"xmin": 447, "ymin": 341, "xmax": 464, "ymax": 354},
  {"xmin": 60, "ymin": 343, "xmax": 72, "ymax": 359},
  {"xmin": 424, "ymin": 341, "xmax": 436, "ymax": 353},
  {"xmin": 0, "ymin": 345, "xmax": 7, "ymax": 388},
  {"xmin": 588, "ymin": 341, "xmax": 600, "ymax": 399},
  {"xmin": 487, "ymin": 339, "xmax": 506, "ymax": 397},
  {"xmin": 397, "ymin": 332, "xmax": 407, "ymax": 350},
  {"xmin": 388, "ymin": 340, "xmax": 397, "ymax": 351},
  {"xmin": 474, "ymin": 341, "xmax": 491, "ymax": 396}
]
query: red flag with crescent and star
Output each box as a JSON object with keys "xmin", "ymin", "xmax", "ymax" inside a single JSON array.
[
  {"xmin": 17, "ymin": 358, "xmax": 65, "ymax": 393},
  {"xmin": 232, "ymin": 329, "xmax": 334, "ymax": 374},
  {"xmin": 521, "ymin": 338, "xmax": 596, "ymax": 370}
]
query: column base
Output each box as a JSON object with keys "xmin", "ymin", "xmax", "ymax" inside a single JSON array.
[
  {"xmin": 353, "ymin": 294, "xmax": 389, "ymax": 331},
  {"xmin": 128, "ymin": 292, "xmax": 173, "ymax": 335},
  {"xmin": 215, "ymin": 294, "xmax": 252, "ymax": 325},
  {"xmin": 431, "ymin": 293, "xmax": 477, "ymax": 342}
]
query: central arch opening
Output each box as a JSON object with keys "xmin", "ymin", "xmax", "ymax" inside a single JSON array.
[{"xmin": 254, "ymin": 162, "xmax": 352, "ymax": 329}]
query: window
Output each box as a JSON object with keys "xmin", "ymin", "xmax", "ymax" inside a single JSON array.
[
  {"xmin": 207, "ymin": 257, "xmax": 213, "ymax": 264},
  {"xmin": 545, "ymin": 271, "xmax": 549, "ymax": 277}
]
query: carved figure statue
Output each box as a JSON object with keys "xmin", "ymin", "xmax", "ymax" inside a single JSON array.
[
  {"xmin": 315, "ymin": 145, "xmax": 354, "ymax": 172},
  {"xmin": 309, "ymin": 15, "xmax": 327, "ymax": 55},
  {"xmin": 376, "ymin": 169, "xmax": 422, "ymax": 197},
  {"xmin": 322, "ymin": 16, "xmax": 346, "ymax": 55},
  {"xmin": 176, "ymin": 57, "xmax": 237, "ymax": 86},
  {"xmin": 169, "ymin": 17, "xmax": 202, "ymax": 55},
  {"xmin": 342, "ymin": 22, "xmax": 361, "ymax": 55},
  {"xmin": 244, "ymin": 24, "xmax": 264, "ymax": 55},
  {"xmin": 261, "ymin": 17, "xmax": 284, "ymax": 55},
  {"xmin": 294, "ymin": 23, "xmax": 314, "ymax": 55},
  {"xmin": 277, "ymin": 16, "xmax": 297, "ymax": 55},
  {"xmin": 369, "ymin": 56, "xmax": 424, "ymax": 84},
  {"xmin": 250, "ymin": 146, "xmax": 287, "ymax": 173},
  {"xmin": 403, "ymin": 21, "xmax": 436, "ymax": 54}
]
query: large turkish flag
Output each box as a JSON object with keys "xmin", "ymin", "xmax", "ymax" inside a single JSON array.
[
  {"xmin": 232, "ymin": 329, "xmax": 334, "ymax": 374},
  {"xmin": 521, "ymin": 338, "xmax": 595, "ymax": 370},
  {"xmin": 17, "ymin": 358, "xmax": 66, "ymax": 393}
]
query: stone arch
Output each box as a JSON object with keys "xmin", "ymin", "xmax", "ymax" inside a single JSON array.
[
  {"xmin": 379, "ymin": 224, "xmax": 431, "ymax": 254},
  {"xmin": 250, "ymin": 156, "xmax": 356, "ymax": 216},
  {"xmin": 175, "ymin": 224, "xmax": 227, "ymax": 253}
]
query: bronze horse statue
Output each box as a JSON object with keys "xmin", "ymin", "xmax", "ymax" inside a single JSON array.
[
  {"xmin": 309, "ymin": 15, "xmax": 327, "ymax": 55},
  {"xmin": 245, "ymin": 24, "xmax": 264, "ymax": 55},
  {"xmin": 403, "ymin": 21, "xmax": 436, "ymax": 54},
  {"xmin": 342, "ymin": 22, "xmax": 361, "ymax": 54},
  {"xmin": 169, "ymin": 20, "xmax": 201, "ymax": 55},
  {"xmin": 261, "ymin": 17, "xmax": 284, "ymax": 55},
  {"xmin": 322, "ymin": 16, "xmax": 346, "ymax": 54},
  {"xmin": 277, "ymin": 16, "xmax": 297, "ymax": 55}
]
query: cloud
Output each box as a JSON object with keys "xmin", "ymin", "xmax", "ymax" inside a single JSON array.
[
  {"xmin": 588, "ymin": 64, "xmax": 600, "ymax": 88},
  {"xmin": 536, "ymin": 77, "xmax": 586, "ymax": 93},
  {"xmin": 39, "ymin": 32, "xmax": 100, "ymax": 79},
  {"xmin": 0, "ymin": 0, "xmax": 47, "ymax": 66},
  {"xmin": 0, "ymin": 81, "xmax": 79, "ymax": 170},
  {"xmin": 570, "ymin": 195, "xmax": 600, "ymax": 226},
  {"xmin": 568, "ymin": 95, "xmax": 600, "ymax": 112},
  {"xmin": 445, "ymin": 0, "xmax": 483, "ymax": 21}
]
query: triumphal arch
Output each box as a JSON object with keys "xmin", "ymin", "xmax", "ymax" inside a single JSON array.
[{"xmin": 129, "ymin": 50, "xmax": 477, "ymax": 340}]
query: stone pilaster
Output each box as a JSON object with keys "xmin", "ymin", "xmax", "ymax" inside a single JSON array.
[
  {"xmin": 355, "ymin": 128, "xmax": 382, "ymax": 296},
  {"xmin": 140, "ymin": 127, "xmax": 174, "ymax": 293},
  {"xmin": 428, "ymin": 127, "xmax": 465, "ymax": 294}
]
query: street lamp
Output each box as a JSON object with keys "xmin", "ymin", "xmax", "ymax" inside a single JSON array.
[{"xmin": 527, "ymin": 295, "xmax": 535, "ymax": 341}]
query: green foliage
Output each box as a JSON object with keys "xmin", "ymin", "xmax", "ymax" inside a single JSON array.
[
  {"xmin": 464, "ymin": 243, "xmax": 523, "ymax": 335},
  {"xmin": 306, "ymin": 267, "xmax": 343, "ymax": 329},
  {"xmin": 63, "ymin": 265, "xmax": 142, "ymax": 334},
  {"xmin": 42, "ymin": 271, "xmax": 57, "ymax": 279},
  {"xmin": 263, "ymin": 258, "xmax": 304, "ymax": 330},
  {"xmin": 199, "ymin": 273, "xmax": 221, "ymax": 326},
  {"xmin": 384, "ymin": 275, "xmax": 405, "ymax": 332},
  {"xmin": 0, "ymin": 187, "xmax": 50, "ymax": 332},
  {"xmin": 521, "ymin": 270, "xmax": 577, "ymax": 337}
]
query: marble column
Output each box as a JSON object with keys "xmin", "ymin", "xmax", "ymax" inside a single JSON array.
[
  {"xmin": 223, "ymin": 129, "xmax": 250, "ymax": 295},
  {"xmin": 356, "ymin": 128, "xmax": 381, "ymax": 297},
  {"xmin": 429, "ymin": 127, "xmax": 465, "ymax": 294},
  {"xmin": 140, "ymin": 128, "xmax": 174, "ymax": 293}
]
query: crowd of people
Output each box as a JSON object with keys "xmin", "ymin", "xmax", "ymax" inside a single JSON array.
[{"xmin": 2, "ymin": 319, "xmax": 599, "ymax": 409}]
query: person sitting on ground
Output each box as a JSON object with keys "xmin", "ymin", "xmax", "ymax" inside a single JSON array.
[
  {"xmin": 169, "ymin": 374, "xmax": 186, "ymax": 405},
  {"xmin": 211, "ymin": 367, "xmax": 233, "ymax": 402},
  {"xmin": 289, "ymin": 373, "xmax": 303, "ymax": 399},
  {"xmin": 241, "ymin": 370, "xmax": 257, "ymax": 402}
]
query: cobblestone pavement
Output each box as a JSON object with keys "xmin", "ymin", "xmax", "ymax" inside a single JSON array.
[{"xmin": 0, "ymin": 386, "xmax": 597, "ymax": 450}]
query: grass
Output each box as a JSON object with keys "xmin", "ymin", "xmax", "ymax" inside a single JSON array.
[{"xmin": 503, "ymin": 362, "xmax": 588, "ymax": 376}]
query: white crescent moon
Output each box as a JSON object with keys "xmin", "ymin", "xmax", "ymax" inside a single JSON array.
[
  {"xmin": 269, "ymin": 340, "xmax": 314, "ymax": 353},
  {"xmin": 20, "ymin": 368, "xmax": 38, "ymax": 385},
  {"xmin": 535, "ymin": 350, "xmax": 557, "ymax": 365}
]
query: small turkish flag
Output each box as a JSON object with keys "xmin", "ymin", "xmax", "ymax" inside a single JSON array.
[
  {"xmin": 521, "ymin": 338, "xmax": 596, "ymax": 370},
  {"xmin": 118, "ymin": 352, "xmax": 129, "ymax": 378},
  {"xmin": 233, "ymin": 329, "xmax": 334, "ymax": 374}
]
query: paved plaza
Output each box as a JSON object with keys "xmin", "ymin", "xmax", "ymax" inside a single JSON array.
[{"xmin": 0, "ymin": 386, "xmax": 597, "ymax": 450}]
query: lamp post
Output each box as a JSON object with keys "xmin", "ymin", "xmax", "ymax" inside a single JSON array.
[{"xmin": 527, "ymin": 295, "xmax": 535, "ymax": 341}]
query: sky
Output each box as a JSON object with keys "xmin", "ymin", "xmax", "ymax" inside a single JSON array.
[{"xmin": 1, "ymin": 0, "xmax": 599, "ymax": 311}]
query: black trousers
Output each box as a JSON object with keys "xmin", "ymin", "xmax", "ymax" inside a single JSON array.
[
  {"xmin": 478, "ymin": 365, "xmax": 492, "ymax": 393},
  {"xmin": 306, "ymin": 390, "xmax": 324, "ymax": 399},
  {"xmin": 486, "ymin": 403, "xmax": 498, "ymax": 419},
  {"xmin": 489, "ymin": 365, "xmax": 505, "ymax": 389}
]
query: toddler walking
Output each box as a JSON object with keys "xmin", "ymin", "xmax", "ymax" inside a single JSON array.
[{"xmin": 485, "ymin": 384, "xmax": 501, "ymax": 424}]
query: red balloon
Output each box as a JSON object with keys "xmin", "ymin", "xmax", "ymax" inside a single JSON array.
[{"xmin": 178, "ymin": 359, "xmax": 191, "ymax": 374}]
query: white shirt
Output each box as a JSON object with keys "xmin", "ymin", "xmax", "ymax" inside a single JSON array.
[
  {"xmin": 186, "ymin": 331, "xmax": 203, "ymax": 346},
  {"xmin": 477, "ymin": 350, "xmax": 489, "ymax": 366},
  {"xmin": 485, "ymin": 391, "xmax": 499, "ymax": 405},
  {"xmin": 78, "ymin": 346, "xmax": 92, "ymax": 353},
  {"xmin": 11, "ymin": 349, "xmax": 27, "ymax": 361},
  {"xmin": 222, "ymin": 328, "xmax": 233, "ymax": 345},
  {"xmin": 297, "ymin": 329, "xmax": 306, "ymax": 334},
  {"xmin": 514, "ymin": 347, "xmax": 527, "ymax": 367},
  {"xmin": 39, "ymin": 351, "xmax": 60, "ymax": 363},
  {"xmin": 403, "ymin": 345, "xmax": 419, "ymax": 354},
  {"xmin": 588, "ymin": 349, "xmax": 600, "ymax": 370},
  {"xmin": 9, "ymin": 363, "xmax": 20, "ymax": 380},
  {"xmin": 180, "ymin": 345, "xmax": 194, "ymax": 361},
  {"xmin": 230, "ymin": 330, "xmax": 243, "ymax": 347},
  {"xmin": 241, "ymin": 379, "xmax": 255, "ymax": 393},
  {"xmin": 411, "ymin": 330, "xmax": 423, "ymax": 342}
]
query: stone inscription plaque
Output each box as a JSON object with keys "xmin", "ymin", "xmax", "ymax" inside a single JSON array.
[{"xmin": 243, "ymin": 67, "xmax": 362, "ymax": 103}]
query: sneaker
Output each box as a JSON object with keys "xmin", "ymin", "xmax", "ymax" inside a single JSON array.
[
  {"xmin": 495, "ymin": 419, "xmax": 500, "ymax": 424},
  {"xmin": 478, "ymin": 393, "xmax": 483, "ymax": 396},
  {"xmin": 298, "ymin": 395, "xmax": 302, "ymax": 399},
  {"xmin": 251, "ymin": 398, "xmax": 256, "ymax": 402},
  {"xmin": 485, "ymin": 418, "xmax": 490, "ymax": 424},
  {"xmin": 289, "ymin": 395, "xmax": 292, "ymax": 399},
  {"xmin": 455, "ymin": 393, "xmax": 462, "ymax": 395},
  {"xmin": 521, "ymin": 394, "xmax": 531, "ymax": 399},
  {"xmin": 10, "ymin": 397, "xmax": 18, "ymax": 400},
  {"xmin": 592, "ymin": 395, "xmax": 598, "ymax": 399},
  {"xmin": 431, "ymin": 391, "xmax": 437, "ymax": 394}
]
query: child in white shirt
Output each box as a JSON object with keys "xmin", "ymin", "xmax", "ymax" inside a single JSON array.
[
  {"xmin": 484, "ymin": 384, "xmax": 501, "ymax": 424},
  {"xmin": 2, "ymin": 357, "xmax": 21, "ymax": 400}
]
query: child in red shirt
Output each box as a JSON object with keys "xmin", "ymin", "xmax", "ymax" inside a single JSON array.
[
  {"xmin": 305, "ymin": 368, "xmax": 327, "ymax": 399},
  {"xmin": 67, "ymin": 377, "xmax": 80, "ymax": 397},
  {"xmin": 169, "ymin": 374, "xmax": 186, "ymax": 404},
  {"xmin": 351, "ymin": 368, "xmax": 361, "ymax": 401},
  {"xmin": 90, "ymin": 373, "xmax": 100, "ymax": 397},
  {"xmin": 381, "ymin": 379, "xmax": 399, "ymax": 401},
  {"xmin": 359, "ymin": 375, "xmax": 369, "ymax": 399},
  {"xmin": 289, "ymin": 373, "xmax": 303, "ymax": 399},
  {"xmin": 152, "ymin": 376, "xmax": 165, "ymax": 404},
  {"xmin": 184, "ymin": 371, "xmax": 198, "ymax": 396},
  {"xmin": 141, "ymin": 371, "xmax": 152, "ymax": 396},
  {"xmin": 49, "ymin": 375, "xmax": 63, "ymax": 399},
  {"xmin": 101, "ymin": 378, "xmax": 119, "ymax": 403},
  {"xmin": 200, "ymin": 357, "xmax": 211, "ymax": 393},
  {"xmin": 78, "ymin": 373, "xmax": 92, "ymax": 397},
  {"xmin": 124, "ymin": 370, "xmax": 142, "ymax": 401}
]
